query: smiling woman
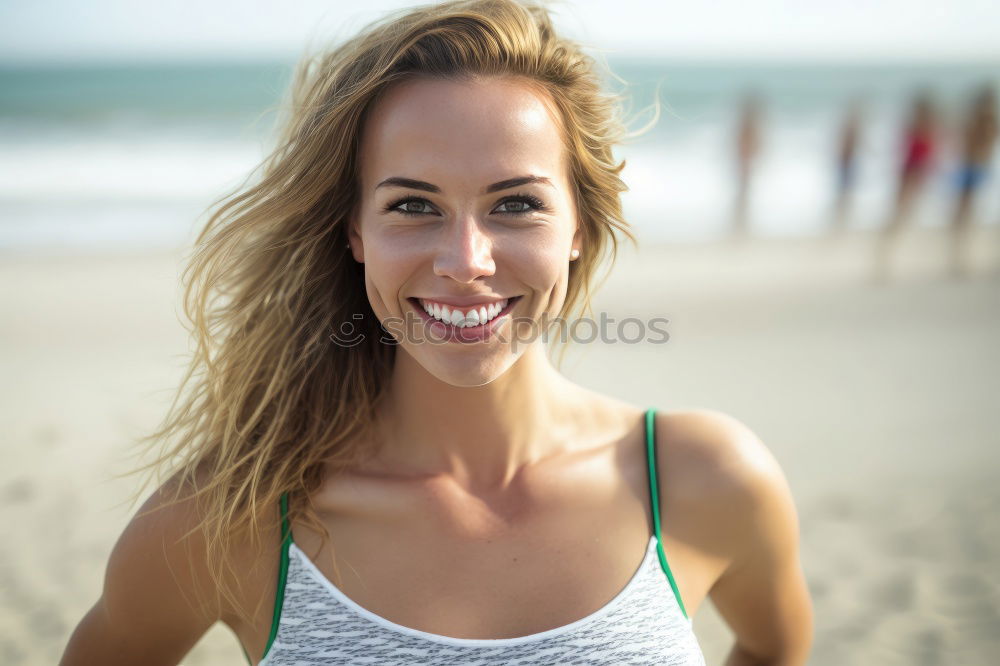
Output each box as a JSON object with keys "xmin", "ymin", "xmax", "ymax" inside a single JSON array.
[{"xmin": 59, "ymin": 1, "xmax": 812, "ymax": 665}]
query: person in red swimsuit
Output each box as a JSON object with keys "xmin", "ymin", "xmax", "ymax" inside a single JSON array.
[
  {"xmin": 874, "ymin": 91, "xmax": 938, "ymax": 282},
  {"xmin": 902, "ymin": 130, "xmax": 933, "ymax": 177}
]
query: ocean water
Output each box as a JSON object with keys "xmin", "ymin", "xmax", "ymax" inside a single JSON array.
[{"xmin": 1, "ymin": 58, "xmax": 998, "ymax": 251}]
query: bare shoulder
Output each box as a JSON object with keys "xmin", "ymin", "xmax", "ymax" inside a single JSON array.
[
  {"xmin": 62, "ymin": 470, "xmax": 229, "ymax": 665},
  {"xmin": 652, "ymin": 408, "xmax": 799, "ymax": 564},
  {"xmin": 653, "ymin": 408, "xmax": 814, "ymax": 662},
  {"xmin": 653, "ymin": 408, "xmax": 788, "ymax": 504},
  {"xmin": 110, "ymin": 470, "xmax": 280, "ymax": 626},
  {"xmin": 60, "ymin": 462, "xmax": 280, "ymax": 666}
]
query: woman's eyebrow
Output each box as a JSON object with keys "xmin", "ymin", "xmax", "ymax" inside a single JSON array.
[{"xmin": 374, "ymin": 175, "xmax": 554, "ymax": 194}]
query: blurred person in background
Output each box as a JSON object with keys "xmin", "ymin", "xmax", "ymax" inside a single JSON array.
[
  {"xmin": 831, "ymin": 96, "xmax": 864, "ymax": 234},
  {"xmin": 732, "ymin": 91, "xmax": 763, "ymax": 239},
  {"xmin": 948, "ymin": 83, "xmax": 997, "ymax": 277},
  {"xmin": 874, "ymin": 90, "xmax": 938, "ymax": 281}
]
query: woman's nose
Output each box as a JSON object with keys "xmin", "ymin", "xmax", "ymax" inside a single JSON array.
[{"xmin": 432, "ymin": 214, "xmax": 496, "ymax": 283}]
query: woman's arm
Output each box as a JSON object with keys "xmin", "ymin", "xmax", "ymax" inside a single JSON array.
[
  {"xmin": 60, "ymin": 479, "xmax": 222, "ymax": 666},
  {"xmin": 708, "ymin": 423, "xmax": 813, "ymax": 665},
  {"xmin": 657, "ymin": 410, "xmax": 814, "ymax": 665}
]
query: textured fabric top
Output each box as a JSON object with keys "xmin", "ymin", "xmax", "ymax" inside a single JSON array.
[{"xmin": 257, "ymin": 533, "xmax": 706, "ymax": 665}]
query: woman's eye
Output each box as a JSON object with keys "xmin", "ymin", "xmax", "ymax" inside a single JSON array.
[
  {"xmin": 494, "ymin": 195, "xmax": 547, "ymax": 215},
  {"xmin": 496, "ymin": 199, "xmax": 530, "ymax": 214},
  {"xmin": 397, "ymin": 200, "xmax": 434, "ymax": 216}
]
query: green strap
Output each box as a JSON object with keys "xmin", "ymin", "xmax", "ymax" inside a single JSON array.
[
  {"xmin": 250, "ymin": 491, "xmax": 293, "ymax": 665},
  {"xmin": 645, "ymin": 408, "xmax": 690, "ymax": 620}
]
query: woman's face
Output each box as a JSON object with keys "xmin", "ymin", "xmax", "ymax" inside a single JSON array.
[{"xmin": 349, "ymin": 75, "xmax": 581, "ymax": 387}]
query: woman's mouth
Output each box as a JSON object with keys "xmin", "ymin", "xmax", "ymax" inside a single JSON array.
[{"xmin": 406, "ymin": 296, "xmax": 522, "ymax": 343}]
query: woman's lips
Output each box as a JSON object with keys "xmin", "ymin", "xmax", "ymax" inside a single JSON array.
[{"xmin": 407, "ymin": 296, "xmax": 521, "ymax": 343}]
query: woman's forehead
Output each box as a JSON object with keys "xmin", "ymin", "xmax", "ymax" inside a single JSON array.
[{"xmin": 358, "ymin": 77, "xmax": 567, "ymax": 190}]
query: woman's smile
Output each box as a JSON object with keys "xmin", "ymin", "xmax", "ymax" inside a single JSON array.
[{"xmin": 406, "ymin": 295, "xmax": 522, "ymax": 343}]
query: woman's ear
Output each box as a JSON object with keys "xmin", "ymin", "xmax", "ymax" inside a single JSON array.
[{"xmin": 347, "ymin": 219, "xmax": 364, "ymax": 264}]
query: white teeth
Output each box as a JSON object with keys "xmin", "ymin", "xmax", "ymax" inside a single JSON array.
[{"xmin": 419, "ymin": 297, "xmax": 512, "ymax": 327}]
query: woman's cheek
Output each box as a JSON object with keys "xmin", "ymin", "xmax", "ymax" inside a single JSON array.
[
  {"xmin": 521, "ymin": 240, "xmax": 568, "ymax": 291},
  {"xmin": 363, "ymin": 244, "xmax": 415, "ymax": 319}
]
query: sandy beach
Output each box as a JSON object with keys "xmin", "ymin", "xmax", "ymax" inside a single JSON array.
[{"xmin": 2, "ymin": 225, "xmax": 999, "ymax": 665}]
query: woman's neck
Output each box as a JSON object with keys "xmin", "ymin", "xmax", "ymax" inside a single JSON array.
[{"xmin": 368, "ymin": 343, "xmax": 580, "ymax": 491}]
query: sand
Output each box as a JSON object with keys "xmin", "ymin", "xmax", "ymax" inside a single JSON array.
[{"xmin": 2, "ymin": 225, "xmax": 999, "ymax": 665}]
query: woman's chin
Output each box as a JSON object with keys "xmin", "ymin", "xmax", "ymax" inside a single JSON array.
[{"xmin": 403, "ymin": 345, "xmax": 521, "ymax": 387}]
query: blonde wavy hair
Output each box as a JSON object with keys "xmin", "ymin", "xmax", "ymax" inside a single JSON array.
[{"xmin": 118, "ymin": 0, "xmax": 653, "ymax": 627}]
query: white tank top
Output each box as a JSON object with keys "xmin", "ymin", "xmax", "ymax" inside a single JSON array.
[{"xmin": 249, "ymin": 408, "xmax": 707, "ymax": 665}]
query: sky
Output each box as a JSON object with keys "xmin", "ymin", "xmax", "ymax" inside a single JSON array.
[{"xmin": 1, "ymin": 0, "xmax": 999, "ymax": 64}]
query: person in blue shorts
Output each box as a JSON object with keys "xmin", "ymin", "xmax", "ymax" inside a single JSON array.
[{"xmin": 950, "ymin": 84, "xmax": 997, "ymax": 277}]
